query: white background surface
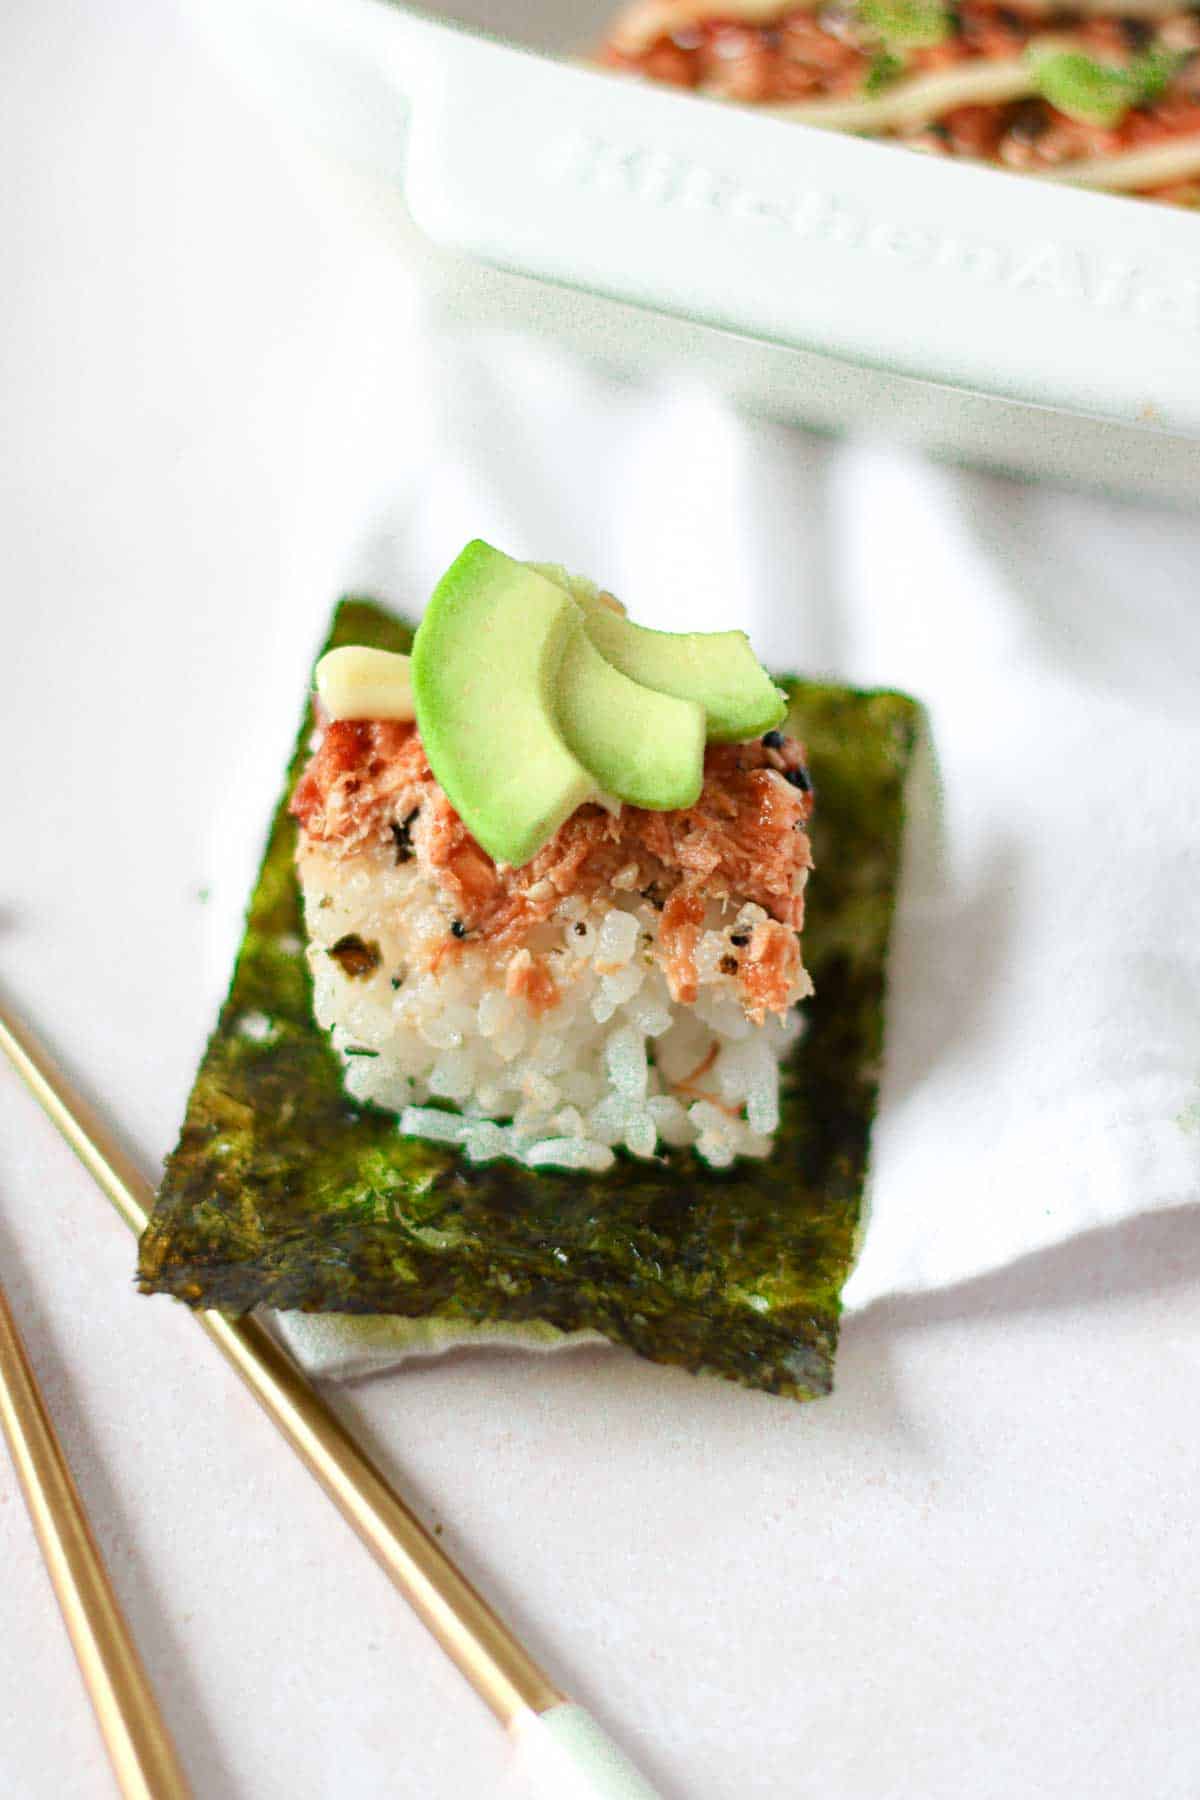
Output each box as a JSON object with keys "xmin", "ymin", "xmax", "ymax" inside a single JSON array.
[{"xmin": 2, "ymin": 2, "xmax": 1199, "ymax": 1796}]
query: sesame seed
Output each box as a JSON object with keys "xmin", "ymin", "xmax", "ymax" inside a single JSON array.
[{"xmin": 390, "ymin": 807, "xmax": 420, "ymax": 864}]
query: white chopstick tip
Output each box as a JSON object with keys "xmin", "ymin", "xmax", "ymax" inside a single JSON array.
[{"xmin": 512, "ymin": 1703, "xmax": 666, "ymax": 1800}]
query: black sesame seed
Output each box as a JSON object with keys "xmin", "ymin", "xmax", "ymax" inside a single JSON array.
[
  {"xmin": 761, "ymin": 729, "xmax": 786, "ymax": 750},
  {"xmin": 730, "ymin": 932, "xmax": 750, "ymax": 947},
  {"xmin": 574, "ymin": 921, "xmax": 588, "ymax": 937},
  {"xmin": 719, "ymin": 954, "xmax": 739, "ymax": 975},
  {"xmin": 1120, "ymin": 15, "xmax": 1152, "ymax": 49},
  {"xmin": 390, "ymin": 806, "xmax": 420, "ymax": 865},
  {"xmin": 784, "ymin": 764, "xmax": 812, "ymax": 793},
  {"xmin": 450, "ymin": 918, "xmax": 468, "ymax": 940}
]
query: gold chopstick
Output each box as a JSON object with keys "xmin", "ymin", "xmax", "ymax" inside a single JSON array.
[
  {"xmin": 1, "ymin": 997, "xmax": 667, "ymax": 1798},
  {"xmin": 0, "ymin": 998, "xmax": 563, "ymax": 1732},
  {"xmin": 0, "ymin": 1279, "xmax": 192, "ymax": 1800}
]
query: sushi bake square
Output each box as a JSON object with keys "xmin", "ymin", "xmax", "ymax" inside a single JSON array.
[{"xmin": 140, "ymin": 599, "xmax": 919, "ymax": 1400}]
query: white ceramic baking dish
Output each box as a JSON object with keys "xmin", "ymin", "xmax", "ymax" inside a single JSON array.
[{"xmin": 195, "ymin": 0, "xmax": 1200, "ymax": 502}]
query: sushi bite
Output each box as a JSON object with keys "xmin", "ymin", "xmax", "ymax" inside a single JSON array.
[
  {"xmin": 141, "ymin": 578, "xmax": 917, "ymax": 1396},
  {"xmin": 290, "ymin": 542, "xmax": 816, "ymax": 1174}
]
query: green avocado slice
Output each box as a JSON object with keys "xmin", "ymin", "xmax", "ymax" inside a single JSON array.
[
  {"xmin": 411, "ymin": 542, "xmax": 597, "ymax": 867},
  {"xmin": 556, "ymin": 619, "xmax": 705, "ymax": 812},
  {"xmin": 575, "ymin": 592, "xmax": 788, "ymax": 743}
]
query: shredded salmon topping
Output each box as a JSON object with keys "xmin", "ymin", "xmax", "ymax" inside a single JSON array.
[
  {"xmin": 504, "ymin": 948, "xmax": 562, "ymax": 1015},
  {"xmin": 597, "ymin": 3, "xmax": 1200, "ymax": 202},
  {"xmin": 291, "ymin": 714, "xmax": 813, "ymax": 1019},
  {"xmin": 291, "ymin": 719, "xmax": 426, "ymax": 851}
]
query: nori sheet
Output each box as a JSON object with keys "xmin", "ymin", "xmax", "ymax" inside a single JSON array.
[{"xmin": 140, "ymin": 600, "xmax": 919, "ymax": 1400}]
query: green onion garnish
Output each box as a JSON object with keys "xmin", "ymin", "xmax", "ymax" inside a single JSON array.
[
  {"xmin": 1032, "ymin": 47, "xmax": 1185, "ymax": 129},
  {"xmin": 860, "ymin": 0, "xmax": 951, "ymax": 48},
  {"xmin": 864, "ymin": 48, "xmax": 906, "ymax": 93}
]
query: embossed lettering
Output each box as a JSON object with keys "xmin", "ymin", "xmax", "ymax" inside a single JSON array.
[
  {"xmin": 1009, "ymin": 243, "xmax": 1087, "ymax": 302},
  {"xmin": 932, "ymin": 236, "xmax": 1006, "ymax": 286},
  {"xmin": 867, "ymin": 221, "xmax": 935, "ymax": 265},
  {"xmin": 792, "ymin": 190, "xmax": 866, "ymax": 249},
  {"xmin": 539, "ymin": 129, "xmax": 1200, "ymax": 337},
  {"xmin": 1133, "ymin": 276, "xmax": 1200, "ymax": 331},
  {"xmin": 1089, "ymin": 260, "xmax": 1139, "ymax": 311}
]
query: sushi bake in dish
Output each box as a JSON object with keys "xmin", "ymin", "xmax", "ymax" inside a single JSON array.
[
  {"xmin": 596, "ymin": 0, "xmax": 1200, "ymax": 206},
  {"xmin": 140, "ymin": 544, "xmax": 918, "ymax": 1400}
]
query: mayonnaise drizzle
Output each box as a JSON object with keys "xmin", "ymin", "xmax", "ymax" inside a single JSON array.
[{"xmin": 315, "ymin": 646, "xmax": 415, "ymax": 722}]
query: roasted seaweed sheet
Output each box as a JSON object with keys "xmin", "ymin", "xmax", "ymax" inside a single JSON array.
[{"xmin": 140, "ymin": 600, "xmax": 919, "ymax": 1400}]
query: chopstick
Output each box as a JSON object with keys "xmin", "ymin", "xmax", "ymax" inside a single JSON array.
[
  {"xmin": 0, "ymin": 998, "xmax": 663, "ymax": 1800},
  {"xmin": 0, "ymin": 1280, "xmax": 192, "ymax": 1800}
]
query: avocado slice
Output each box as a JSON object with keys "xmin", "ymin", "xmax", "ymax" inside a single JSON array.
[
  {"xmin": 556, "ymin": 621, "xmax": 705, "ymax": 812},
  {"xmin": 411, "ymin": 543, "xmax": 597, "ymax": 867},
  {"xmin": 412, "ymin": 541, "xmax": 783, "ymax": 866},
  {"xmin": 577, "ymin": 593, "xmax": 788, "ymax": 743}
]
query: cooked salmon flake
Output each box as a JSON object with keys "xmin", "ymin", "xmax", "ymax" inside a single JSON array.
[{"xmin": 291, "ymin": 712, "xmax": 814, "ymax": 1020}]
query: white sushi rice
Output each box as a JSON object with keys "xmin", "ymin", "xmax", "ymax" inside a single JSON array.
[{"xmin": 298, "ymin": 842, "xmax": 806, "ymax": 1172}]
